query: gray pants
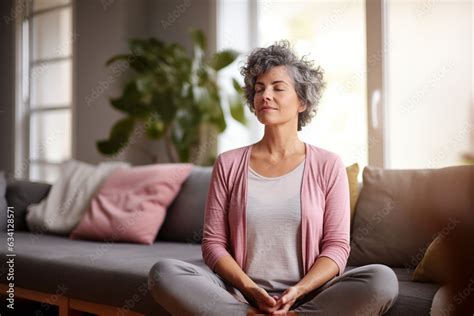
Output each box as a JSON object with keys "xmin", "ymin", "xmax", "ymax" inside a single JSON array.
[{"xmin": 148, "ymin": 258, "xmax": 399, "ymax": 316}]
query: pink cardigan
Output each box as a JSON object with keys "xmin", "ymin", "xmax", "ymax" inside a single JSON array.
[{"xmin": 201, "ymin": 142, "xmax": 351, "ymax": 278}]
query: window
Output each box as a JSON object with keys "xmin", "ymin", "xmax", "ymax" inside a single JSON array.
[
  {"xmin": 217, "ymin": 0, "xmax": 473, "ymax": 173},
  {"xmin": 15, "ymin": 0, "xmax": 74, "ymax": 183},
  {"xmin": 386, "ymin": 0, "xmax": 473, "ymax": 168}
]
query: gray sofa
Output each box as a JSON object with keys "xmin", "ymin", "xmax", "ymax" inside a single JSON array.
[{"xmin": 2, "ymin": 164, "xmax": 471, "ymax": 315}]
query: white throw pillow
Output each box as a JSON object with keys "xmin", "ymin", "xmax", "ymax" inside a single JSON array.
[{"xmin": 26, "ymin": 159, "xmax": 130, "ymax": 235}]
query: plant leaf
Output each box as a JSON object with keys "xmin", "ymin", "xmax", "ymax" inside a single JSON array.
[
  {"xmin": 106, "ymin": 54, "xmax": 131, "ymax": 66},
  {"xmin": 96, "ymin": 139, "xmax": 123, "ymax": 155},
  {"xmin": 209, "ymin": 49, "xmax": 239, "ymax": 71},
  {"xmin": 110, "ymin": 116, "xmax": 135, "ymax": 142},
  {"xmin": 211, "ymin": 112, "xmax": 227, "ymax": 133},
  {"xmin": 229, "ymin": 95, "xmax": 247, "ymax": 125},
  {"xmin": 190, "ymin": 28, "xmax": 206, "ymax": 51},
  {"xmin": 96, "ymin": 117, "xmax": 135, "ymax": 155},
  {"xmin": 145, "ymin": 120, "xmax": 166, "ymax": 139},
  {"xmin": 150, "ymin": 90, "xmax": 178, "ymax": 123},
  {"xmin": 136, "ymin": 74, "xmax": 157, "ymax": 103},
  {"xmin": 232, "ymin": 78, "xmax": 244, "ymax": 93},
  {"xmin": 110, "ymin": 81, "xmax": 151, "ymax": 117},
  {"xmin": 208, "ymin": 101, "xmax": 227, "ymax": 133}
]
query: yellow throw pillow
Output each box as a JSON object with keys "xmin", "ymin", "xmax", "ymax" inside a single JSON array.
[
  {"xmin": 412, "ymin": 224, "xmax": 473, "ymax": 284},
  {"xmin": 412, "ymin": 234, "xmax": 450, "ymax": 283},
  {"xmin": 346, "ymin": 163, "xmax": 360, "ymax": 223}
]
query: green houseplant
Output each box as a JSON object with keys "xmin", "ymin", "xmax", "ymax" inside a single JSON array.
[{"xmin": 97, "ymin": 29, "xmax": 247, "ymax": 165}]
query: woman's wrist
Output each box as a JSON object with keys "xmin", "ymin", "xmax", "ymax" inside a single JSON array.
[
  {"xmin": 242, "ymin": 282, "xmax": 258, "ymax": 298},
  {"xmin": 294, "ymin": 284, "xmax": 308, "ymax": 300}
]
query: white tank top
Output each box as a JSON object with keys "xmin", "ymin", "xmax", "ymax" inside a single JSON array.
[{"xmin": 244, "ymin": 158, "xmax": 305, "ymax": 293}]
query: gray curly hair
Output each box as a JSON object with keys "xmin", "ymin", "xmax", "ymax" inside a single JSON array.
[{"xmin": 240, "ymin": 40, "xmax": 326, "ymax": 131}]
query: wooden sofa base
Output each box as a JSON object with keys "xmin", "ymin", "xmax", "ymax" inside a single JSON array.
[{"xmin": 0, "ymin": 283, "xmax": 144, "ymax": 316}]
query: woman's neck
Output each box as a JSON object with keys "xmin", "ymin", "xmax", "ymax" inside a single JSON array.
[{"xmin": 253, "ymin": 136, "xmax": 305, "ymax": 160}]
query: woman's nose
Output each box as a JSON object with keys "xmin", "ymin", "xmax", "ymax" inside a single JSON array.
[{"xmin": 262, "ymin": 88, "xmax": 272, "ymax": 100}]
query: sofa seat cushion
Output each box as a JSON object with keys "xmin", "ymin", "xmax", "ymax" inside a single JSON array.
[
  {"xmin": 390, "ymin": 268, "xmax": 440, "ymax": 315},
  {"xmin": 0, "ymin": 232, "xmax": 208, "ymax": 315},
  {"xmin": 385, "ymin": 280, "xmax": 440, "ymax": 315},
  {"xmin": 343, "ymin": 266, "xmax": 440, "ymax": 315}
]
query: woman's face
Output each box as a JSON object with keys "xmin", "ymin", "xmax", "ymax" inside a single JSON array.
[{"xmin": 253, "ymin": 65, "xmax": 305, "ymax": 129}]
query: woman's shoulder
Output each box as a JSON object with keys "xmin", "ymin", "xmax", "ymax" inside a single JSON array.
[
  {"xmin": 306, "ymin": 144, "xmax": 346, "ymax": 187},
  {"xmin": 307, "ymin": 143, "xmax": 343, "ymax": 166},
  {"xmin": 216, "ymin": 144, "xmax": 251, "ymax": 162},
  {"xmin": 212, "ymin": 145, "xmax": 251, "ymax": 185},
  {"xmin": 213, "ymin": 145, "xmax": 251, "ymax": 172}
]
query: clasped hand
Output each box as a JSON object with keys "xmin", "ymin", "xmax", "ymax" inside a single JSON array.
[{"xmin": 247, "ymin": 285, "xmax": 301, "ymax": 315}]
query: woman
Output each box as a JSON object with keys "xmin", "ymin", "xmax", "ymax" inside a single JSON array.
[{"xmin": 149, "ymin": 41, "xmax": 399, "ymax": 315}]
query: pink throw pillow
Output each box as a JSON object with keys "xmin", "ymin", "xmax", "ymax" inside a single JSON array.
[{"xmin": 70, "ymin": 163, "xmax": 193, "ymax": 244}]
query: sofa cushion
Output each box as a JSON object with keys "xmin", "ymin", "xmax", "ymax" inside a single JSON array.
[
  {"xmin": 384, "ymin": 279, "xmax": 440, "ymax": 315},
  {"xmin": 70, "ymin": 163, "xmax": 193, "ymax": 245},
  {"xmin": 5, "ymin": 179, "xmax": 51, "ymax": 231},
  {"xmin": 26, "ymin": 160, "xmax": 130, "ymax": 235},
  {"xmin": 0, "ymin": 172, "xmax": 7, "ymax": 231},
  {"xmin": 346, "ymin": 266, "xmax": 439, "ymax": 316},
  {"xmin": 348, "ymin": 165, "xmax": 473, "ymax": 269},
  {"xmin": 0, "ymin": 231, "xmax": 205, "ymax": 315},
  {"xmin": 157, "ymin": 166, "xmax": 212, "ymax": 243}
]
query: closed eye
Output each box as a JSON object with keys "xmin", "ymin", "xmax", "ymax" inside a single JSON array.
[{"xmin": 255, "ymin": 87, "xmax": 284, "ymax": 93}]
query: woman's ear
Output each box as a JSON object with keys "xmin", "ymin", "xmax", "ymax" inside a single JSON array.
[{"xmin": 298, "ymin": 101, "xmax": 307, "ymax": 113}]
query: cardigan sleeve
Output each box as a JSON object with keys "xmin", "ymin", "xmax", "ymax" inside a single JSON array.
[
  {"xmin": 318, "ymin": 155, "xmax": 351, "ymax": 277},
  {"xmin": 201, "ymin": 154, "xmax": 232, "ymax": 272}
]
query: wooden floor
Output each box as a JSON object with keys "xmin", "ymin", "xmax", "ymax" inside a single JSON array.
[{"xmin": 0, "ymin": 283, "xmax": 144, "ymax": 316}]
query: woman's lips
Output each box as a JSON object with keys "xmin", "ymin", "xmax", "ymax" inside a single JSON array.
[{"xmin": 259, "ymin": 107, "xmax": 277, "ymax": 112}]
